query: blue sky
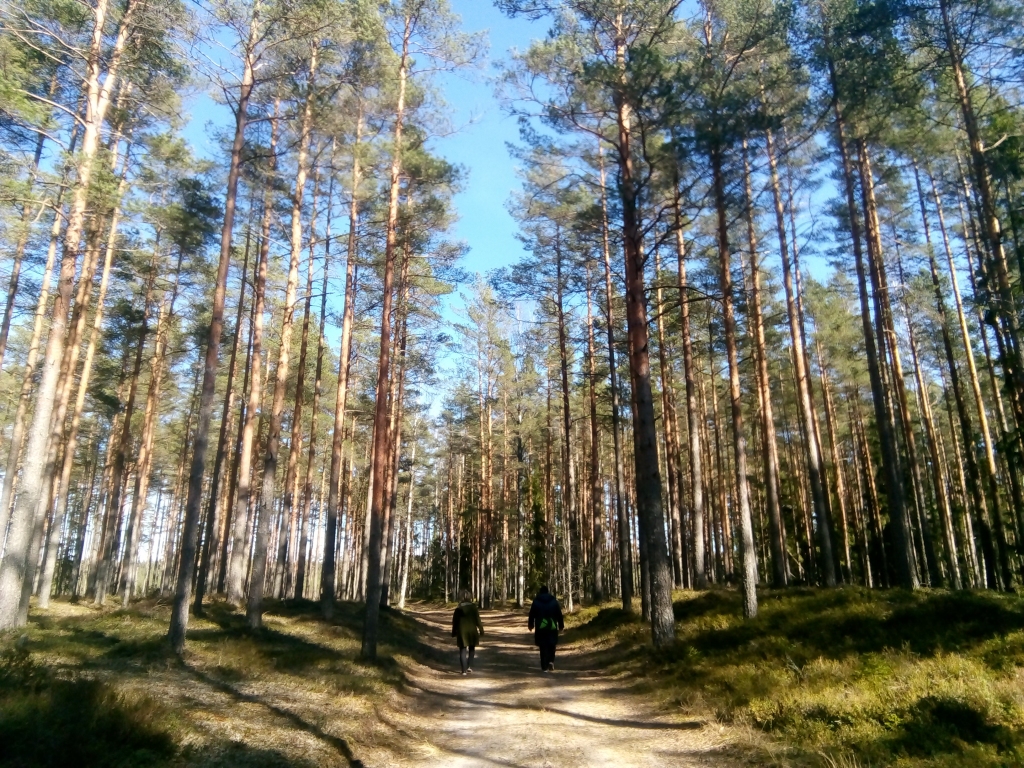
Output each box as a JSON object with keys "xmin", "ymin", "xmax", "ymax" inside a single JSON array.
[{"xmin": 434, "ymin": 2, "xmax": 543, "ymax": 280}]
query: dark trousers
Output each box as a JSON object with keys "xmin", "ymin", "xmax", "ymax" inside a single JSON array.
[
  {"xmin": 537, "ymin": 633, "xmax": 557, "ymax": 670},
  {"xmin": 459, "ymin": 646, "xmax": 475, "ymax": 673}
]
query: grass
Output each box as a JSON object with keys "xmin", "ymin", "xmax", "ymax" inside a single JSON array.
[
  {"xmin": 566, "ymin": 587, "xmax": 1024, "ymax": 767},
  {"xmin": 0, "ymin": 598, "xmax": 433, "ymax": 767},
  {"xmin": 7, "ymin": 589, "xmax": 1022, "ymax": 767},
  {"xmin": 0, "ymin": 643, "xmax": 176, "ymax": 768}
]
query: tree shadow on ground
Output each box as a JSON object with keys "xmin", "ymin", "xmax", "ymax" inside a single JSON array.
[
  {"xmin": 0, "ymin": 644, "xmax": 176, "ymax": 768},
  {"xmin": 182, "ymin": 740, "xmax": 331, "ymax": 768},
  {"xmin": 182, "ymin": 662, "xmax": 365, "ymax": 767}
]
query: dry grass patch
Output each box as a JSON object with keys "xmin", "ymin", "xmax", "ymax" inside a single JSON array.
[
  {"xmin": 0, "ymin": 598, "xmax": 436, "ymax": 767},
  {"xmin": 566, "ymin": 588, "xmax": 1024, "ymax": 767}
]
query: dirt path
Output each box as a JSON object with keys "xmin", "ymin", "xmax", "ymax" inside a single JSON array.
[{"xmin": 379, "ymin": 607, "xmax": 740, "ymax": 767}]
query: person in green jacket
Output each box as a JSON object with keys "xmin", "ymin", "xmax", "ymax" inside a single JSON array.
[{"xmin": 451, "ymin": 590, "xmax": 484, "ymax": 675}]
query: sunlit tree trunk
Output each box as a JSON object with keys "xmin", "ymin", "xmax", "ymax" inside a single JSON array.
[
  {"xmin": 94, "ymin": 269, "xmax": 155, "ymax": 607},
  {"xmin": 653, "ymin": 248, "xmax": 684, "ymax": 588},
  {"xmin": 0, "ymin": 0, "xmax": 137, "ymax": 629},
  {"xmin": 168, "ymin": 16, "xmax": 259, "ymax": 652},
  {"xmin": 323, "ymin": 126, "xmax": 362, "ymax": 617},
  {"xmin": 613, "ymin": 20, "xmax": 673, "ymax": 644},
  {"xmin": 363, "ymin": 15, "xmax": 411, "ymax": 659},
  {"xmin": 674, "ymin": 198, "xmax": 706, "ymax": 590},
  {"xmin": 38, "ymin": 159, "xmax": 128, "ymax": 608},
  {"xmin": 766, "ymin": 129, "xmax": 836, "ymax": 585},
  {"xmin": 829, "ymin": 90, "xmax": 914, "ymax": 589},
  {"xmin": 743, "ymin": 141, "xmax": 788, "ymax": 587},
  {"xmin": 586, "ymin": 273, "xmax": 604, "ymax": 602},
  {"xmin": 249, "ymin": 52, "xmax": 319, "ymax": 626},
  {"xmin": 598, "ymin": 146, "xmax": 633, "ymax": 610},
  {"xmin": 194, "ymin": 230, "xmax": 251, "ymax": 613},
  {"xmin": 710, "ymin": 141, "xmax": 757, "ymax": 618}
]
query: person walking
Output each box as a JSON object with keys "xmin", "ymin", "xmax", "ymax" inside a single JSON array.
[
  {"xmin": 528, "ymin": 585, "xmax": 564, "ymax": 672},
  {"xmin": 452, "ymin": 590, "xmax": 484, "ymax": 675}
]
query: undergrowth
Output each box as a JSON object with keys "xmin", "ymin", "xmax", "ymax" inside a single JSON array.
[
  {"xmin": 0, "ymin": 598, "xmax": 425, "ymax": 767},
  {"xmin": 569, "ymin": 587, "xmax": 1024, "ymax": 767},
  {"xmin": 0, "ymin": 643, "xmax": 177, "ymax": 767}
]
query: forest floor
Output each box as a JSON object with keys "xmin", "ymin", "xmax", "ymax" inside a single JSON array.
[
  {"xmin": 1, "ymin": 588, "xmax": 1023, "ymax": 767},
  {"xmin": 579, "ymin": 588, "xmax": 1024, "ymax": 768},
  {"xmin": 0, "ymin": 595, "xmax": 753, "ymax": 768}
]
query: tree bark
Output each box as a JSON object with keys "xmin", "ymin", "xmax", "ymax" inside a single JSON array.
[
  {"xmin": 363, "ymin": 16, "xmax": 410, "ymax": 659},
  {"xmin": 613, "ymin": 22, "xmax": 674, "ymax": 645},
  {"xmin": 323, "ymin": 125, "xmax": 362, "ymax": 618},
  {"xmin": 168, "ymin": 21, "xmax": 257, "ymax": 653},
  {"xmin": 710, "ymin": 142, "xmax": 758, "ymax": 618},
  {"xmin": 744, "ymin": 141, "xmax": 788, "ymax": 587},
  {"xmin": 38, "ymin": 158, "xmax": 128, "ymax": 608},
  {"xmin": 674, "ymin": 198, "xmax": 707, "ymax": 590},
  {"xmin": 766, "ymin": 128, "xmax": 836, "ymax": 585},
  {"xmin": 586, "ymin": 273, "xmax": 604, "ymax": 603},
  {"xmin": 0, "ymin": 0, "xmax": 138, "ymax": 629},
  {"xmin": 193, "ymin": 226, "xmax": 251, "ymax": 613},
  {"xmin": 597, "ymin": 146, "xmax": 633, "ymax": 609},
  {"xmin": 829, "ymin": 91, "xmax": 915, "ymax": 589}
]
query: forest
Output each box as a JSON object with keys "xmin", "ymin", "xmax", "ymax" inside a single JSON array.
[{"xmin": 1, "ymin": 0, "xmax": 1024, "ymax": 764}]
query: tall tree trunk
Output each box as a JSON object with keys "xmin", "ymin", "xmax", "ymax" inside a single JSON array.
[
  {"xmin": 94, "ymin": 271, "xmax": 155, "ymax": 606},
  {"xmin": 194, "ymin": 226, "xmax": 251, "ymax": 613},
  {"xmin": 296, "ymin": 171, "xmax": 331, "ymax": 601},
  {"xmin": 554, "ymin": 228, "xmax": 576, "ymax": 613},
  {"xmin": 857, "ymin": 142, "xmax": 934, "ymax": 586},
  {"xmin": 278, "ymin": 158, "xmax": 321, "ymax": 599},
  {"xmin": 829, "ymin": 88, "xmax": 915, "ymax": 588},
  {"xmin": 674, "ymin": 198, "xmax": 707, "ymax": 590},
  {"xmin": 653, "ymin": 248, "xmax": 685, "ymax": 588},
  {"xmin": 121, "ymin": 248, "xmax": 181, "ymax": 605},
  {"xmin": 815, "ymin": 337, "xmax": 853, "ymax": 581},
  {"xmin": 586, "ymin": 273, "xmax": 604, "ymax": 603},
  {"xmin": 226, "ymin": 174, "xmax": 274, "ymax": 606},
  {"xmin": 942, "ymin": 169, "xmax": 1008, "ymax": 588},
  {"xmin": 938, "ymin": 0, "xmax": 1024, "ymax": 437},
  {"xmin": 744, "ymin": 141, "xmax": 789, "ymax": 587},
  {"xmin": 710, "ymin": 141, "xmax": 758, "ymax": 618},
  {"xmin": 0, "ymin": 0, "xmax": 137, "ymax": 629},
  {"xmin": 363, "ymin": 17, "xmax": 410, "ymax": 659},
  {"xmin": 249, "ymin": 58, "xmax": 318, "ymax": 627},
  {"xmin": 0, "ymin": 121, "xmax": 49, "ymax": 374},
  {"xmin": 598, "ymin": 147, "xmax": 633, "ymax": 610},
  {"xmin": 613, "ymin": 20, "xmax": 674, "ymax": 645},
  {"xmin": 38, "ymin": 159, "xmax": 128, "ymax": 608},
  {"xmin": 911, "ymin": 164, "xmax": 964, "ymax": 588},
  {"xmin": 323, "ymin": 125, "xmax": 361, "ymax": 618},
  {"xmin": 766, "ymin": 128, "xmax": 835, "ymax": 585},
  {"xmin": 397, "ymin": 439, "xmax": 417, "ymax": 609},
  {"xmin": 0, "ymin": 201, "xmax": 61, "ymax": 547},
  {"xmin": 168, "ymin": 22, "xmax": 257, "ymax": 653}
]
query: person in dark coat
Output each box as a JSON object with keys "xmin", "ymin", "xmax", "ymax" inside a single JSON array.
[
  {"xmin": 528, "ymin": 585, "xmax": 564, "ymax": 672},
  {"xmin": 451, "ymin": 589, "xmax": 484, "ymax": 675}
]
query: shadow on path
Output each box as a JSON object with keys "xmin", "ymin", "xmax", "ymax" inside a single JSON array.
[{"xmin": 377, "ymin": 605, "xmax": 723, "ymax": 768}]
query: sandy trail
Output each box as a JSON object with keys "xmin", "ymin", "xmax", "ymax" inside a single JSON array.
[{"xmin": 381, "ymin": 607, "xmax": 739, "ymax": 768}]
